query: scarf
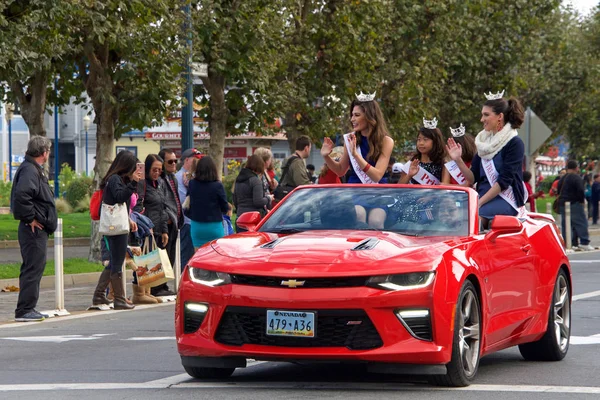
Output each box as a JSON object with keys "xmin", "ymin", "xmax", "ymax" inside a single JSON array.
[{"xmin": 475, "ymin": 123, "xmax": 518, "ymax": 160}]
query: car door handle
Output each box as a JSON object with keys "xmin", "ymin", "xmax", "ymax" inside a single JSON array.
[{"xmin": 521, "ymin": 244, "xmax": 532, "ymax": 253}]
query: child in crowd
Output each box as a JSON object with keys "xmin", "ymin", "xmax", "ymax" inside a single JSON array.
[
  {"xmin": 399, "ymin": 118, "xmax": 450, "ymax": 185},
  {"xmin": 223, "ymin": 203, "xmax": 235, "ymax": 236},
  {"xmin": 592, "ymin": 174, "xmax": 600, "ymax": 225},
  {"xmin": 445, "ymin": 123, "xmax": 476, "ymax": 185},
  {"xmin": 522, "ymin": 171, "xmax": 540, "ymax": 212}
]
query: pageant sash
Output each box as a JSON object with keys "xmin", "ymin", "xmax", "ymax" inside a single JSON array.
[
  {"xmin": 444, "ymin": 160, "xmax": 467, "ymax": 185},
  {"xmin": 344, "ymin": 133, "xmax": 376, "ymax": 184},
  {"xmin": 481, "ymin": 158, "xmax": 527, "ymax": 218},
  {"xmin": 401, "ymin": 162, "xmax": 441, "ymax": 185}
]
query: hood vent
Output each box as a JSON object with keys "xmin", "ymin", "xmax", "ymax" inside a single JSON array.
[
  {"xmin": 351, "ymin": 237, "xmax": 380, "ymax": 251},
  {"xmin": 260, "ymin": 237, "xmax": 286, "ymax": 249}
]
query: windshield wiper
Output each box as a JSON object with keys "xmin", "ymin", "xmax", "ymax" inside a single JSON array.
[
  {"xmin": 267, "ymin": 228, "xmax": 305, "ymax": 234},
  {"xmin": 393, "ymin": 231, "xmax": 420, "ymax": 237}
]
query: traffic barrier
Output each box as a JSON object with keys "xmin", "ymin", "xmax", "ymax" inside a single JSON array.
[
  {"xmin": 41, "ymin": 218, "xmax": 70, "ymax": 317},
  {"xmin": 546, "ymin": 202, "xmax": 552, "ymax": 214},
  {"xmin": 565, "ymin": 201, "xmax": 572, "ymax": 250},
  {"xmin": 174, "ymin": 230, "xmax": 181, "ymax": 293}
]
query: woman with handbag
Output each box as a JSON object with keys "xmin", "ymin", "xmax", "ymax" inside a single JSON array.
[{"xmin": 92, "ymin": 150, "xmax": 141, "ymax": 310}]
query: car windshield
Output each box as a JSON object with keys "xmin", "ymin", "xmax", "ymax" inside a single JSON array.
[{"xmin": 259, "ymin": 187, "xmax": 470, "ymax": 237}]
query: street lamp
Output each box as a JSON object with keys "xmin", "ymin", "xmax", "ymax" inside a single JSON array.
[
  {"xmin": 83, "ymin": 115, "xmax": 91, "ymax": 176},
  {"xmin": 5, "ymin": 103, "xmax": 14, "ymax": 181}
]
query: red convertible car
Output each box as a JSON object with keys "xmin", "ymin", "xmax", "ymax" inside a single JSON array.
[{"xmin": 175, "ymin": 185, "xmax": 571, "ymax": 386}]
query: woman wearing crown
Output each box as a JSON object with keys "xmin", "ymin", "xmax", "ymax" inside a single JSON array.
[
  {"xmin": 447, "ymin": 90, "xmax": 527, "ymax": 227},
  {"xmin": 321, "ymin": 92, "xmax": 394, "ymax": 229}
]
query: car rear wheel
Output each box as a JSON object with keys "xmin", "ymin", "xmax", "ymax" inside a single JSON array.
[
  {"xmin": 183, "ymin": 366, "xmax": 236, "ymax": 379},
  {"xmin": 519, "ymin": 269, "xmax": 570, "ymax": 361},
  {"xmin": 432, "ymin": 280, "xmax": 481, "ymax": 387}
]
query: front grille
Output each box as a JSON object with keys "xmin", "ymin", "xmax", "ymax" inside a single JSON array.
[
  {"xmin": 229, "ymin": 274, "xmax": 367, "ymax": 288},
  {"xmin": 400, "ymin": 315, "xmax": 432, "ymax": 341},
  {"xmin": 215, "ymin": 306, "xmax": 383, "ymax": 350},
  {"xmin": 184, "ymin": 307, "xmax": 207, "ymax": 334}
]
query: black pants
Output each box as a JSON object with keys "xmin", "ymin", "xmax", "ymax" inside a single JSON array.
[
  {"xmin": 105, "ymin": 233, "xmax": 129, "ymax": 275},
  {"xmin": 15, "ymin": 222, "xmax": 48, "ymax": 318}
]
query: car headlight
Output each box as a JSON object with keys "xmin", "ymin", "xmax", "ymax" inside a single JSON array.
[
  {"xmin": 366, "ymin": 272, "xmax": 434, "ymax": 291},
  {"xmin": 188, "ymin": 267, "xmax": 231, "ymax": 287}
]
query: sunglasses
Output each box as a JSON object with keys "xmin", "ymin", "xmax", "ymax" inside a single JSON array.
[{"xmin": 167, "ymin": 159, "xmax": 178, "ymax": 165}]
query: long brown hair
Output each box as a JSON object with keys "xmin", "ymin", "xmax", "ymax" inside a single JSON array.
[{"xmin": 349, "ymin": 99, "xmax": 390, "ymax": 162}]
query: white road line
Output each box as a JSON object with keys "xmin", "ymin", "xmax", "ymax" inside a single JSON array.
[
  {"xmin": 124, "ymin": 337, "xmax": 175, "ymax": 341},
  {"xmin": 571, "ymin": 335, "xmax": 600, "ymax": 345},
  {"xmin": 570, "ymin": 260, "xmax": 600, "ymax": 264},
  {"xmin": 3, "ymin": 381, "xmax": 600, "ymax": 393},
  {"xmin": 573, "ymin": 290, "xmax": 600, "ymax": 301}
]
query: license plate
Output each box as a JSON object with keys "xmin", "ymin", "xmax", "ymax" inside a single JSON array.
[{"xmin": 266, "ymin": 310, "xmax": 315, "ymax": 338}]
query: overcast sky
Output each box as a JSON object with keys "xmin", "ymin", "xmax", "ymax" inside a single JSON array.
[{"xmin": 566, "ymin": 0, "xmax": 598, "ymax": 15}]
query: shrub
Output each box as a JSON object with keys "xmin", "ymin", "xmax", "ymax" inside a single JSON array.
[
  {"xmin": 539, "ymin": 175, "xmax": 557, "ymax": 193},
  {"xmin": 74, "ymin": 193, "xmax": 91, "ymax": 214},
  {"xmin": 55, "ymin": 198, "xmax": 73, "ymax": 214},
  {"xmin": 65, "ymin": 176, "xmax": 94, "ymax": 207},
  {"xmin": 58, "ymin": 163, "xmax": 77, "ymax": 196},
  {"xmin": 0, "ymin": 181, "xmax": 12, "ymax": 207},
  {"xmin": 223, "ymin": 159, "xmax": 242, "ymax": 205}
]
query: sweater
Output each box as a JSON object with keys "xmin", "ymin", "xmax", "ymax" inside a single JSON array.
[{"xmin": 187, "ymin": 180, "xmax": 229, "ymax": 223}]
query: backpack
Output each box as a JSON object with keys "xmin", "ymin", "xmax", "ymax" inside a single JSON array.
[{"xmin": 90, "ymin": 189, "xmax": 103, "ymax": 221}]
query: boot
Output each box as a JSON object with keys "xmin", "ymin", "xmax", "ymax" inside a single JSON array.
[
  {"xmin": 107, "ymin": 283, "xmax": 133, "ymax": 305},
  {"xmin": 151, "ymin": 283, "xmax": 176, "ymax": 297},
  {"xmin": 145, "ymin": 286, "xmax": 163, "ymax": 303},
  {"xmin": 109, "ymin": 273, "xmax": 135, "ymax": 310},
  {"xmin": 92, "ymin": 269, "xmax": 112, "ymax": 306},
  {"xmin": 132, "ymin": 284, "xmax": 158, "ymax": 304}
]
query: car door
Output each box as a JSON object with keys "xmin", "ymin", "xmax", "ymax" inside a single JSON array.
[{"xmin": 477, "ymin": 230, "xmax": 536, "ymax": 346}]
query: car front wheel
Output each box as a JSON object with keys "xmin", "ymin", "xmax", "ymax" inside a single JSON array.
[
  {"xmin": 432, "ymin": 280, "xmax": 481, "ymax": 387},
  {"xmin": 519, "ymin": 269, "xmax": 570, "ymax": 361},
  {"xmin": 184, "ymin": 366, "xmax": 236, "ymax": 379}
]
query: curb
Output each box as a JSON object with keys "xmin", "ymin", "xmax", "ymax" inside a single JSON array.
[
  {"xmin": 0, "ymin": 272, "xmax": 101, "ymax": 290},
  {"xmin": 0, "ymin": 238, "xmax": 90, "ymax": 249}
]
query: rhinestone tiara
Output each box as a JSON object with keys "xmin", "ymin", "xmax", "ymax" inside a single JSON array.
[
  {"xmin": 355, "ymin": 91, "xmax": 376, "ymax": 102},
  {"xmin": 423, "ymin": 117, "xmax": 438, "ymax": 130},
  {"xmin": 450, "ymin": 123, "xmax": 466, "ymax": 137},
  {"xmin": 484, "ymin": 90, "xmax": 505, "ymax": 100}
]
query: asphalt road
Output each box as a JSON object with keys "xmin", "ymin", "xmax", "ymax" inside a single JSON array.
[{"xmin": 0, "ymin": 251, "xmax": 599, "ymax": 400}]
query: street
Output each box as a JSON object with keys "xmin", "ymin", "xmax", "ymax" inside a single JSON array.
[{"xmin": 0, "ymin": 251, "xmax": 598, "ymax": 399}]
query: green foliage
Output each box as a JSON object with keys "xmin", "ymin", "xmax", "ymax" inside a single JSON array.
[
  {"xmin": 74, "ymin": 193, "xmax": 92, "ymax": 213},
  {"xmin": 55, "ymin": 198, "xmax": 73, "ymax": 214},
  {"xmin": 539, "ymin": 175, "xmax": 558, "ymax": 193},
  {"xmin": 0, "ymin": 181, "xmax": 12, "ymax": 207},
  {"xmin": 0, "ymin": 212, "xmax": 91, "ymax": 240},
  {"xmin": 0, "ymin": 258, "xmax": 104, "ymax": 280},
  {"xmin": 223, "ymin": 159, "xmax": 242, "ymax": 205},
  {"xmin": 65, "ymin": 176, "xmax": 93, "ymax": 207},
  {"xmin": 58, "ymin": 163, "xmax": 77, "ymax": 196}
]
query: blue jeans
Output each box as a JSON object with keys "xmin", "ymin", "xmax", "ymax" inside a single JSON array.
[
  {"xmin": 180, "ymin": 223, "xmax": 195, "ymax": 267},
  {"xmin": 560, "ymin": 202, "xmax": 590, "ymax": 246}
]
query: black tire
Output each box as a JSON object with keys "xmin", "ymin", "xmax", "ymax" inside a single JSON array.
[
  {"xmin": 184, "ymin": 366, "xmax": 236, "ymax": 379},
  {"xmin": 519, "ymin": 269, "xmax": 570, "ymax": 361},
  {"xmin": 432, "ymin": 280, "xmax": 481, "ymax": 387}
]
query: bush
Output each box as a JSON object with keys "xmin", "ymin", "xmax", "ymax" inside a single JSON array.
[
  {"xmin": 58, "ymin": 163, "xmax": 77, "ymax": 196},
  {"xmin": 55, "ymin": 198, "xmax": 73, "ymax": 214},
  {"xmin": 74, "ymin": 193, "xmax": 91, "ymax": 213},
  {"xmin": 65, "ymin": 176, "xmax": 94, "ymax": 207},
  {"xmin": 0, "ymin": 181, "xmax": 12, "ymax": 207},
  {"xmin": 223, "ymin": 159, "xmax": 242, "ymax": 205},
  {"xmin": 539, "ymin": 175, "xmax": 557, "ymax": 193}
]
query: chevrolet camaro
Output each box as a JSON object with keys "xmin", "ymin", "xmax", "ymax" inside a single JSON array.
[{"xmin": 175, "ymin": 185, "xmax": 571, "ymax": 386}]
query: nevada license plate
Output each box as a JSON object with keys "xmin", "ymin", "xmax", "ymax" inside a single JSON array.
[{"xmin": 266, "ymin": 310, "xmax": 315, "ymax": 338}]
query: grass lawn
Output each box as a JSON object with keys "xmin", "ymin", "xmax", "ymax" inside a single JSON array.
[
  {"xmin": 0, "ymin": 258, "xmax": 103, "ymax": 280},
  {"xmin": 0, "ymin": 212, "xmax": 91, "ymax": 241}
]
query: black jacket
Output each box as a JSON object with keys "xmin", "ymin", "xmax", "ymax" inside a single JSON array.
[
  {"xmin": 134, "ymin": 178, "xmax": 171, "ymax": 235},
  {"xmin": 102, "ymin": 174, "xmax": 137, "ymax": 210},
  {"xmin": 162, "ymin": 172, "xmax": 184, "ymax": 229},
  {"xmin": 11, "ymin": 155, "xmax": 57, "ymax": 234},
  {"xmin": 557, "ymin": 173, "xmax": 585, "ymax": 205},
  {"xmin": 233, "ymin": 168, "xmax": 270, "ymax": 216},
  {"xmin": 187, "ymin": 180, "xmax": 229, "ymax": 223}
]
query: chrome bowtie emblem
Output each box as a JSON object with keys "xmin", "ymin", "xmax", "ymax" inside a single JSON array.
[{"xmin": 280, "ymin": 279, "xmax": 305, "ymax": 288}]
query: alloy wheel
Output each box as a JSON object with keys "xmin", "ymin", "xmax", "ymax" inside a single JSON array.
[
  {"xmin": 553, "ymin": 274, "xmax": 570, "ymax": 352},
  {"xmin": 459, "ymin": 290, "xmax": 480, "ymax": 377}
]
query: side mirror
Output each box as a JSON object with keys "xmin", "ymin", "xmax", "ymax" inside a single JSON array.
[
  {"xmin": 484, "ymin": 215, "xmax": 523, "ymax": 243},
  {"xmin": 236, "ymin": 211, "xmax": 262, "ymax": 232}
]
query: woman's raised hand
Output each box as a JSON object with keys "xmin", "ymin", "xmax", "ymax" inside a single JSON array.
[
  {"xmin": 348, "ymin": 133, "xmax": 358, "ymax": 156},
  {"xmin": 446, "ymin": 138, "xmax": 463, "ymax": 162},
  {"xmin": 321, "ymin": 137, "xmax": 334, "ymax": 157},
  {"xmin": 408, "ymin": 159, "xmax": 420, "ymax": 178}
]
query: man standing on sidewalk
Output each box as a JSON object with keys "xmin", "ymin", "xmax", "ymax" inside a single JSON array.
[
  {"xmin": 557, "ymin": 160, "xmax": 594, "ymax": 251},
  {"xmin": 10, "ymin": 136, "xmax": 57, "ymax": 321},
  {"xmin": 175, "ymin": 148, "xmax": 202, "ymax": 269}
]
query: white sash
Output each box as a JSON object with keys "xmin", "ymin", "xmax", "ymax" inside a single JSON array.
[
  {"xmin": 401, "ymin": 162, "xmax": 440, "ymax": 185},
  {"xmin": 344, "ymin": 133, "xmax": 376, "ymax": 184},
  {"xmin": 481, "ymin": 158, "xmax": 527, "ymax": 218},
  {"xmin": 444, "ymin": 160, "xmax": 466, "ymax": 185}
]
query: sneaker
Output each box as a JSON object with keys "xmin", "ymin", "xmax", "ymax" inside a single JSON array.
[
  {"xmin": 151, "ymin": 287, "xmax": 176, "ymax": 297},
  {"xmin": 15, "ymin": 311, "xmax": 45, "ymax": 322},
  {"xmin": 580, "ymin": 244, "xmax": 595, "ymax": 251},
  {"xmin": 571, "ymin": 246, "xmax": 580, "ymax": 251},
  {"xmin": 34, "ymin": 309, "xmax": 50, "ymax": 318}
]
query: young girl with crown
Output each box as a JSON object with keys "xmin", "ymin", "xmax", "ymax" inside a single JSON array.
[
  {"xmin": 444, "ymin": 123, "xmax": 477, "ymax": 185},
  {"xmin": 321, "ymin": 91, "xmax": 394, "ymax": 229},
  {"xmin": 398, "ymin": 117, "xmax": 450, "ymax": 185},
  {"xmin": 447, "ymin": 90, "xmax": 527, "ymax": 226}
]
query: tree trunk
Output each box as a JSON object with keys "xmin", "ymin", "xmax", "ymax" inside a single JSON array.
[
  {"xmin": 10, "ymin": 70, "xmax": 48, "ymax": 137},
  {"xmin": 284, "ymin": 111, "xmax": 301, "ymax": 154},
  {"xmin": 203, "ymin": 72, "xmax": 228, "ymax": 180}
]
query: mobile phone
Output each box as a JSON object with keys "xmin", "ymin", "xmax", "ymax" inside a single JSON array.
[{"xmin": 136, "ymin": 162, "xmax": 145, "ymax": 179}]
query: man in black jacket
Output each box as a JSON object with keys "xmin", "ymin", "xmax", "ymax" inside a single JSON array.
[
  {"xmin": 10, "ymin": 136, "xmax": 57, "ymax": 321},
  {"xmin": 558, "ymin": 160, "xmax": 594, "ymax": 251}
]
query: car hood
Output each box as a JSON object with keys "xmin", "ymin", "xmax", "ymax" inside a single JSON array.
[{"xmin": 205, "ymin": 230, "xmax": 456, "ymax": 276}]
